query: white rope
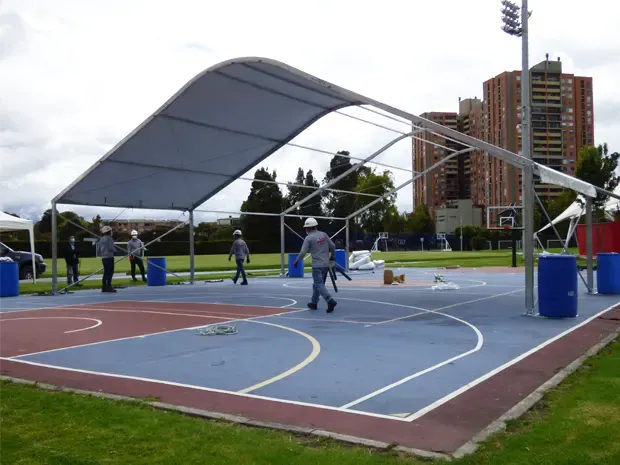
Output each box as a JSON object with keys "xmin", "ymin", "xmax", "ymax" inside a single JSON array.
[{"xmin": 197, "ymin": 325, "xmax": 238, "ymax": 336}]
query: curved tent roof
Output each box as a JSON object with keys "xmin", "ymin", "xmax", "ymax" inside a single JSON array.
[{"xmin": 53, "ymin": 57, "xmax": 599, "ymax": 211}]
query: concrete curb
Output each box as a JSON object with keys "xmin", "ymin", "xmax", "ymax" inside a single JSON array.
[
  {"xmin": 0, "ymin": 375, "xmax": 450, "ymax": 461},
  {"xmin": 452, "ymin": 326, "xmax": 620, "ymax": 459}
]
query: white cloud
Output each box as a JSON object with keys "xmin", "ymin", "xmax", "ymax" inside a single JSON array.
[{"xmin": 1, "ymin": 0, "xmax": 619, "ymax": 225}]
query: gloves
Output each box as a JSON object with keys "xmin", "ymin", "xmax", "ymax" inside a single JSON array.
[
  {"xmin": 246, "ymin": 257, "xmax": 250, "ymax": 264},
  {"xmin": 228, "ymin": 256, "xmax": 231, "ymax": 262}
]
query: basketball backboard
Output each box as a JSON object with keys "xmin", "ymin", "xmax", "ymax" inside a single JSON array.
[{"xmin": 487, "ymin": 204, "xmax": 524, "ymax": 230}]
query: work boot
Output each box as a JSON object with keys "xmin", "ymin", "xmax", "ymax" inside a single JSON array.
[
  {"xmin": 326, "ymin": 300, "xmax": 337, "ymax": 313},
  {"xmin": 240, "ymin": 280, "xmax": 248, "ymax": 286},
  {"xmin": 307, "ymin": 303, "xmax": 318, "ymax": 310},
  {"xmin": 231, "ymin": 277, "xmax": 237, "ymax": 284}
]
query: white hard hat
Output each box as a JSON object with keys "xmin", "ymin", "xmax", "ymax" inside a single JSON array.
[
  {"xmin": 101, "ymin": 225, "xmax": 112, "ymax": 234},
  {"xmin": 233, "ymin": 229, "xmax": 242, "ymax": 236},
  {"xmin": 131, "ymin": 230, "xmax": 138, "ymax": 236},
  {"xmin": 304, "ymin": 218, "xmax": 318, "ymax": 228}
]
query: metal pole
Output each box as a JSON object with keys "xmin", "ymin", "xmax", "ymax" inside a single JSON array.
[
  {"xmin": 520, "ymin": 0, "xmax": 535, "ymax": 315},
  {"xmin": 51, "ymin": 202, "xmax": 58, "ymax": 295},
  {"xmin": 523, "ymin": 165, "xmax": 535, "ymax": 314},
  {"xmin": 586, "ymin": 197, "xmax": 594, "ymax": 293},
  {"xmin": 347, "ymin": 148, "xmax": 474, "ymax": 220},
  {"xmin": 280, "ymin": 215, "xmax": 285, "ymax": 277},
  {"xmin": 283, "ymin": 130, "xmax": 424, "ymax": 215},
  {"xmin": 345, "ymin": 218, "xmax": 350, "ymax": 271},
  {"xmin": 189, "ymin": 210, "xmax": 195, "ymax": 284}
]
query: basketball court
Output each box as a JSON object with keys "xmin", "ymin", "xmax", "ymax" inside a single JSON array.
[{"xmin": 2, "ymin": 268, "xmax": 619, "ymax": 456}]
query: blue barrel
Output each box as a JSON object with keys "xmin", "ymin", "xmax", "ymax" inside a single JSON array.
[
  {"xmin": 147, "ymin": 257, "xmax": 167, "ymax": 286},
  {"xmin": 597, "ymin": 253, "xmax": 620, "ymax": 294},
  {"xmin": 0, "ymin": 262, "xmax": 19, "ymax": 297},
  {"xmin": 288, "ymin": 254, "xmax": 304, "ymax": 278},
  {"xmin": 538, "ymin": 254, "xmax": 578, "ymax": 318},
  {"xmin": 334, "ymin": 249, "xmax": 347, "ymax": 270}
]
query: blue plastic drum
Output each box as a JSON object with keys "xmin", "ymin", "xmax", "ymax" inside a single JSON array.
[
  {"xmin": 538, "ymin": 254, "xmax": 578, "ymax": 318},
  {"xmin": 147, "ymin": 257, "xmax": 167, "ymax": 286}
]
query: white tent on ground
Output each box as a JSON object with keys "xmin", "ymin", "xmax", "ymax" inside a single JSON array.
[{"xmin": 0, "ymin": 211, "xmax": 37, "ymax": 283}]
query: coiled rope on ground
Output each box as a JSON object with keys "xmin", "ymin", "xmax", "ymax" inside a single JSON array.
[{"xmin": 197, "ymin": 325, "xmax": 239, "ymax": 336}]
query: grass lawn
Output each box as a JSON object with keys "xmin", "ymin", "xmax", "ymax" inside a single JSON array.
[
  {"xmin": 1, "ymin": 339, "xmax": 618, "ymax": 464},
  {"xmin": 20, "ymin": 270, "xmax": 279, "ymax": 295},
  {"xmin": 44, "ymin": 249, "xmax": 580, "ymax": 277},
  {"xmin": 22, "ymin": 248, "xmax": 583, "ymax": 295}
]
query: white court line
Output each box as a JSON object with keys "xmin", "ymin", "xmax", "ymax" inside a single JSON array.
[
  {"xmin": 0, "ymin": 355, "xmax": 409, "ymax": 422},
  {"xmin": 0, "ymin": 300, "xmax": 411, "ymax": 423},
  {"xmin": 372, "ymin": 287, "xmax": 530, "ymax": 326},
  {"xmin": 338, "ymin": 299, "xmax": 484, "ymax": 410},
  {"xmin": 8, "ymin": 305, "xmax": 309, "ymax": 359},
  {"xmin": 0, "ymin": 317, "xmax": 103, "ymax": 334},
  {"xmin": 404, "ymin": 300, "xmax": 620, "ymax": 421}
]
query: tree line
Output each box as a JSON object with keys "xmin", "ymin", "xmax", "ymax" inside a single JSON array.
[{"xmin": 238, "ymin": 150, "xmax": 435, "ymax": 245}]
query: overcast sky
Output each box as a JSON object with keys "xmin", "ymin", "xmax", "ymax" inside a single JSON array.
[{"xmin": 1, "ymin": 0, "xmax": 618, "ymax": 224}]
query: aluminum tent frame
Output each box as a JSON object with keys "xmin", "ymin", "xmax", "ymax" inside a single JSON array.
[{"xmin": 50, "ymin": 56, "xmax": 613, "ymax": 312}]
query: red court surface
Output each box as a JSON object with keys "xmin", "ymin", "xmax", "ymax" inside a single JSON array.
[
  {"xmin": 0, "ymin": 301, "xmax": 298, "ymax": 357},
  {"xmin": 1, "ymin": 300, "xmax": 619, "ymax": 456}
]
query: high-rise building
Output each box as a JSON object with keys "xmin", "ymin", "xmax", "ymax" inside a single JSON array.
[
  {"xmin": 412, "ymin": 112, "xmax": 461, "ymax": 208},
  {"xmin": 458, "ymin": 97, "xmax": 483, "ymax": 204},
  {"xmin": 482, "ymin": 56, "xmax": 594, "ymax": 207},
  {"xmin": 411, "ymin": 56, "xmax": 594, "ymax": 216}
]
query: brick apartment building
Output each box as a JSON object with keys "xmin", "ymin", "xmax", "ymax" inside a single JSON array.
[
  {"xmin": 413, "ymin": 56, "xmax": 594, "ymax": 220},
  {"xmin": 482, "ymin": 56, "xmax": 594, "ymax": 206}
]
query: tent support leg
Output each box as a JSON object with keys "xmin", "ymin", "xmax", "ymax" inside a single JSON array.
[
  {"xmin": 345, "ymin": 219, "xmax": 350, "ymax": 271},
  {"xmin": 51, "ymin": 202, "xmax": 58, "ymax": 295},
  {"xmin": 189, "ymin": 210, "xmax": 195, "ymax": 284},
  {"xmin": 280, "ymin": 215, "xmax": 285, "ymax": 277},
  {"xmin": 586, "ymin": 197, "xmax": 595, "ymax": 293}
]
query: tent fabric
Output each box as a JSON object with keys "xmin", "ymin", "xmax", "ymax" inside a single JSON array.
[
  {"xmin": 537, "ymin": 185, "xmax": 620, "ymax": 234},
  {"xmin": 0, "ymin": 211, "xmax": 37, "ymax": 283},
  {"xmin": 54, "ymin": 56, "xmax": 601, "ymax": 211}
]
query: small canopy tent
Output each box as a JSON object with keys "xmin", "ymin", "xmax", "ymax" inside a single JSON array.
[
  {"xmin": 0, "ymin": 211, "xmax": 37, "ymax": 283},
  {"xmin": 537, "ymin": 184, "xmax": 620, "ymax": 235}
]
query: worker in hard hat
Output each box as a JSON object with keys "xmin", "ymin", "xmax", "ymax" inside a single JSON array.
[
  {"xmin": 229, "ymin": 229, "xmax": 250, "ymax": 285},
  {"xmin": 293, "ymin": 218, "xmax": 337, "ymax": 313},
  {"xmin": 98, "ymin": 225, "xmax": 117, "ymax": 292},
  {"xmin": 127, "ymin": 230, "xmax": 146, "ymax": 282}
]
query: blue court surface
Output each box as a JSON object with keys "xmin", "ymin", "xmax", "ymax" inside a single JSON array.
[{"xmin": 1, "ymin": 267, "xmax": 619, "ymax": 422}]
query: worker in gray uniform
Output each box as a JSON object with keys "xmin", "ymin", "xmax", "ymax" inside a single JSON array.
[
  {"xmin": 127, "ymin": 229, "xmax": 146, "ymax": 282},
  {"xmin": 229, "ymin": 229, "xmax": 250, "ymax": 285},
  {"xmin": 293, "ymin": 218, "xmax": 337, "ymax": 313}
]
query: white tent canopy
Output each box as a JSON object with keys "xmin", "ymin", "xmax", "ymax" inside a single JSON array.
[
  {"xmin": 53, "ymin": 56, "xmax": 599, "ymax": 211},
  {"xmin": 537, "ymin": 184, "xmax": 620, "ymax": 235},
  {"xmin": 0, "ymin": 211, "xmax": 37, "ymax": 283}
]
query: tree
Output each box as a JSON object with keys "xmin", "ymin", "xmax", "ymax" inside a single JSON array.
[
  {"xmin": 408, "ymin": 204, "xmax": 435, "ymax": 234},
  {"xmin": 575, "ymin": 143, "xmax": 620, "ymax": 213},
  {"xmin": 351, "ymin": 168, "xmax": 397, "ymax": 232},
  {"xmin": 383, "ymin": 208, "xmax": 408, "ymax": 234},
  {"xmin": 322, "ymin": 151, "xmax": 366, "ymax": 225},
  {"xmin": 285, "ymin": 168, "xmax": 324, "ymax": 228},
  {"xmin": 544, "ymin": 190, "xmax": 577, "ymax": 236},
  {"xmin": 240, "ymin": 168, "xmax": 284, "ymax": 245}
]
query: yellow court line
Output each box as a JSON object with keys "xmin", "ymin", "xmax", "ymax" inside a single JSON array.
[{"xmin": 237, "ymin": 320, "xmax": 321, "ymax": 394}]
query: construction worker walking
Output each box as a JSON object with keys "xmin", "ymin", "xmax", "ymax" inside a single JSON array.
[
  {"xmin": 127, "ymin": 230, "xmax": 146, "ymax": 282},
  {"xmin": 98, "ymin": 226, "xmax": 116, "ymax": 293},
  {"xmin": 293, "ymin": 218, "xmax": 337, "ymax": 313},
  {"xmin": 229, "ymin": 229, "xmax": 250, "ymax": 285}
]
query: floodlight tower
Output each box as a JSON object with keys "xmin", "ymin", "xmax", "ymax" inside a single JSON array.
[{"xmin": 501, "ymin": 0, "xmax": 536, "ymax": 314}]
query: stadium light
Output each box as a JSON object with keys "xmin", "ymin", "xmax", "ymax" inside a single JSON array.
[{"xmin": 500, "ymin": 0, "xmax": 536, "ymax": 314}]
